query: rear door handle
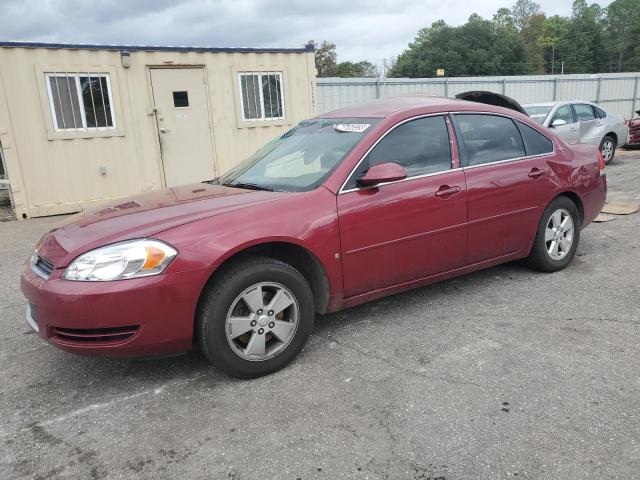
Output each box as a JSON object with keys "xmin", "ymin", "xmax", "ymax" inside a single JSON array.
[
  {"xmin": 528, "ymin": 168, "xmax": 548, "ymax": 179},
  {"xmin": 435, "ymin": 185, "xmax": 461, "ymax": 198}
]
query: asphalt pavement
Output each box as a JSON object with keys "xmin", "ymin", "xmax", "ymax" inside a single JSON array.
[{"xmin": 1, "ymin": 150, "xmax": 639, "ymax": 479}]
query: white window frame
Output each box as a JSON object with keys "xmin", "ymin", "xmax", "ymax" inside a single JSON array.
[
  {"xmin": 238, "ymin": 71, "xmax": 285, "ymax": 122},
  {"xmin": 45, "ymin": 73, "xmax": 117, "ymax": 132}
]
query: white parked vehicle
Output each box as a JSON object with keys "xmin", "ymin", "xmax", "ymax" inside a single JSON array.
[{"xmin": 524, "ymin": 101, "xmax": 628, "ymax": 164}]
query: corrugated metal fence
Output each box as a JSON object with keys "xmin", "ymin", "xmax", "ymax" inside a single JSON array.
[{"xmin": 316, "ymin": 72, "xmax": 640, "ymax": 119}]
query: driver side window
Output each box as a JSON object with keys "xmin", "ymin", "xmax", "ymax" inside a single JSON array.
[{"xmin": 345, "ymin": 115, "xmax": 451, "ymax": 190}]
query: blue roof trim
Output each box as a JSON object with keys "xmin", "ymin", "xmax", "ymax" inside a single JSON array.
[{"xmin": 0, "ymin": 41, "xmax": 315, "ymax": 54}]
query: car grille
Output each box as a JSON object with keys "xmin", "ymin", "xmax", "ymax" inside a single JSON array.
[
  {"xmin": 32, "ymin": 255, "xmax": 54, "ymax": 279},
  {"xmin": 50, "ymin": 325, "xmax": 140, "ymax": 344}
]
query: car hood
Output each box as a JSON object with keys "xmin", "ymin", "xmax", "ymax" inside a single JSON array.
[
  {"xmin": 455, "ymin": 91, "xmax": 528, "ymax": 115},
  {"xmin": 37, "ymin": 183, "xmax": 295, "ymax": 266}
]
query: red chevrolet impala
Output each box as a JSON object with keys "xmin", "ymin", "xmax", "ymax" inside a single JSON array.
[{"xmin": 21, "ymin": 96, "xmax": 607, "ymax": 378}]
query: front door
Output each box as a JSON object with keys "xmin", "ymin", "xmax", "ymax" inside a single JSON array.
[
  {"xmin": 150, "ymin": 68, "xmax": 215, "ymax": 187},
  {"xmin": 337, "ymin": 115, "xmax": 468, "ymax": 298},
  {"xmin": 549, "ymin": 104, "xmax": 579, "ymax": 144}
]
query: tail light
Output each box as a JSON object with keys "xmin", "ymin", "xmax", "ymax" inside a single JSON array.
[{"xmin": 597, "ymin": 150, "xmax": 606, "ymax": 174}]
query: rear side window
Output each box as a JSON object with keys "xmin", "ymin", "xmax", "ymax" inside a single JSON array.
[
  {"xmin": 345, "ymin": 115, "xmax": 451, "ymax": 189},
  {"xmin": 574, "ymin": 104, "xmax": 596, "ymax": 121},
  {"xmin": 517, "ymin": 121, "xmax": 553, "ymax": 156},
  {"xmin": 594, "ymin": 106, "xmax": 607, "ymax": 118},
  {"xmin": 454, "ymin": 114, "xmax": 525, "ymax": 166}
]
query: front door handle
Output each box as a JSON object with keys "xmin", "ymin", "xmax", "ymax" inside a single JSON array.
[
  {"xmin": 528, "ymin": 168, "xmax": 548, "ymax": 179},
  {"xmin": 435, "ymin": 185, "xmax": 461, "ymax": 198}
]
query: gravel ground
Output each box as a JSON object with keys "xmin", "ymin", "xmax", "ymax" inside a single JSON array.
[{"xmin": 1, "ymin": 150, "xmax": 639, "ymax": 480}]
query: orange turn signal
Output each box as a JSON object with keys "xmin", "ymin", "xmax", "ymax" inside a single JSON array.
[{"xmin": 142, "ymin": 246, "xmax": 166, "ymax": 270}]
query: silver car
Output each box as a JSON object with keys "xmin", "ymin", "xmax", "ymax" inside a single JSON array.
[{"xmin": 523, "ymin": 101, "xmax": 628, "ymax": 164}]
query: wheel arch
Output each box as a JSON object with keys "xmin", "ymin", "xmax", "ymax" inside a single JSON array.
[
  {"xmin": 555, "ymin": 190, "xmax": 584, "ymax": 225},
  {"xmin": 603, "ymin": 132, "xmax": 618, "ymax": 146},
  {"xmin": 198, "ymin": 240, "xmax": 332, "ymax": 317}
]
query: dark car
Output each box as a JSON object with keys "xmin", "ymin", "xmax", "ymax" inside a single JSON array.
[{"xmin": 21, "ymin": 96, "xmax": 607, "ymax": 378}]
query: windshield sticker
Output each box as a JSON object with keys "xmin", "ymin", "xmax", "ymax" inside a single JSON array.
[{"xmin": 334, "ymin": 123, "xmax": 371, "ymax": 133}]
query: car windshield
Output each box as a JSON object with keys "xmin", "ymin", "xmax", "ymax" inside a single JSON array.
[
  {"xmin": 524, "ymin": 105, "xmax": 553, "ymax": 124},
  {"xmin": 218, "ymin": 118, "xmax": 379, "ymax": 192}
]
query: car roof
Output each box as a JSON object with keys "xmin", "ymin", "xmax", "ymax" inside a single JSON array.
[
  {"xmin": 524, "ymin": 101, "xmax": 599, "ymax": 108},
  {"xmin": 319, "ymin": 95, "xmax": 511, "ymax": 119}
]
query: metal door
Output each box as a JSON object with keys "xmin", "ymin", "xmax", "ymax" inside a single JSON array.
[{"xmin": 150, "ymin": 68, "xmax": 215, "ymax": 187}]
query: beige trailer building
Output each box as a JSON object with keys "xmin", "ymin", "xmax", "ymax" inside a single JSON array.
[{"xmin": 0, "ymin": 41, "xmax": 316, "ymax": 218}]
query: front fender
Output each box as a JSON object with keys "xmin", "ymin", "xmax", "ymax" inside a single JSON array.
[{"xmin": 154, "ymin": 186, "xmax": 343, "ymax": 311}]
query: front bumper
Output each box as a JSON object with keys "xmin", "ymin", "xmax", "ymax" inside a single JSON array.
[{"xmin": 20, "ymin": 265, "xmax": 213, "ymax": 358}]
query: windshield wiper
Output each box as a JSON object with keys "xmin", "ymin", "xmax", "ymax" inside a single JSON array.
[
  {"xmin": 223, "ymin": 182, "xmax": 274, "ymax": 192},
  {"xmin": 202, "ymin": 177, "xmax": 220, "ymax": 185}
]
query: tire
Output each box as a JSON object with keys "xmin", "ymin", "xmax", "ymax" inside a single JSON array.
[
  {"xmin": 600, "ymin": 135, "xmax": 616, "ymax": 165},
  {"xmin": 526, "ymin": 196, "xmax": 581, "ymax": 272},
  {"xmin": 197, "ymin": 256, "xmax": 315, "ymax": 379}
]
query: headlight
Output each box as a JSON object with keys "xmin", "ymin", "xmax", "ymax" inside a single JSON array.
[{"xmin": 63, "ymin": 239, "xmax": 177, "ymax": 281}]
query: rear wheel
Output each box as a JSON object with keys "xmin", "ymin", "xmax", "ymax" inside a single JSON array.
[
  {"xmin": 197, "ymin": 257, "xmax": 315, "ymax": 378},
  {"xmin": 600, "ymin": 135, "xmax": 616, "ymax": 164},
  {"xmin": 526, "ymin": 196, "xmax": 580, "ymax": 272}
]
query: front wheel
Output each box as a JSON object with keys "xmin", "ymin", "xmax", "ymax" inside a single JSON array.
[
  {"xmin": 600, "ymin": 135, "xmax": 616, "ymax": 164},
  {"xmin": 526, "ymin": 197, "xmax": 581, "ymax": 272},
  {"xmin": 197, "ymin": 257, "xmax": 315, "ymax": 379}
]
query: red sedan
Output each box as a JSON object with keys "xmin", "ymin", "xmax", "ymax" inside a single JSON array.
[{"xmin": 21, "ymin": 96, "xmax": 607, "ymax": 378}]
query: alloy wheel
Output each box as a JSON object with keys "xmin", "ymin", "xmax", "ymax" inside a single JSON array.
[
  {"xmin": 545, "ymin": 208, "xmax": 574, "ymax": 261},
  {"xmin": 601, "ymin": 139, "xmax": 614, "ymax": 163},
  {"xmin": 225, "ymin": 282, "xmax": 299, "ymax": 361}
]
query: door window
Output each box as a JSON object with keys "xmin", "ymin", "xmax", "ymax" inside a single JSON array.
[
  {"xmin": 516, "ymin": 121, "xmax": 554, "ymax": 156},
  {"xmin": 550, "ymin": 105, "xmax": 575, "ymax": 124},
  {"xmin": 172, "ymin": 91, "xmax": 189, "ymax": 108},
  {"xmin": 345, "ymin": 115, "xmax": 451, "ymax": 189},
  {"xmin": 594, "ymin": 106, "xmax": 607, "ymax": 118},
  {"xmin": 454, "ymin": 114, "xmax": 525, "ymax": 166},
  {"xmin": 573, "ymin": 104, "xmax": 596, "ymax": 121}
]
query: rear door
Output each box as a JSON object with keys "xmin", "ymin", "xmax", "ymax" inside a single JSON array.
[
  {"xmin": 453, "ymin": 113, "xmax": 557, "ymax": 264},
  {"xmin": 573, "ymin": 103, "xmax": 604, "ymax": 145},
  {"xmin": 337, "ymin": 115, "xmax": 467, "ymax": 297},
  {"xmin": 548, "ymin": 105, "xmax": 579, "ymax": 144}
]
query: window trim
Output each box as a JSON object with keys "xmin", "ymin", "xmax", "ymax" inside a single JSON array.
[
  {"xmin": 237, "ymin": 71, "xmax": 285, "ymax": 122},
  {"xmin": 451, "ymin": 112, "xmax": 555, "ymax": 169},
  {"xmin": 339, "ymin": 113, "xmax": 456, "ymax": 194},
  {"xmin": 45, "ymin": 73, "xmax": 117, "ymax": 132},
  {"xmin": 36, "ymin": 64, "xmax": 124, "ymax": 140}
]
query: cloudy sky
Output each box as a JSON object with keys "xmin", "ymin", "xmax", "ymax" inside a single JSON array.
[{"xmin": 0, "ymin": 0, "xmax": 612, "ymax": 65}]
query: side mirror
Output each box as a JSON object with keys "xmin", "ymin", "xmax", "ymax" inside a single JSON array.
[
  {"xmin": 550, "ymin": 118, "xmax": 567, "ymax": 128},
  {"xmin": 357, "ymin": 163, "xmax": 407, "ymax": 187}
]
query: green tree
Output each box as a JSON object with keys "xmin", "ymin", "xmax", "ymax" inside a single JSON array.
[
  {"xmin": 314, "ymin": 41, "xmax": 378, "ymax": 77},
  {"xmin": 511, "ymin": 0, "xmax": 542, "ymax": 30},
  {"xmin": 605, "ymin": 0, "xmax": 640, "ymax": 71},
  {"xmin": 390, "ymin": 15, "xmax": 528, "ymax": 77},
  {"xmin": 336, "ymin": 61, "xmax": 377, "ymax": 78},
  {"xmin": 314, "ymin": 41, "xmax": 338, "ymax": 77}
]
